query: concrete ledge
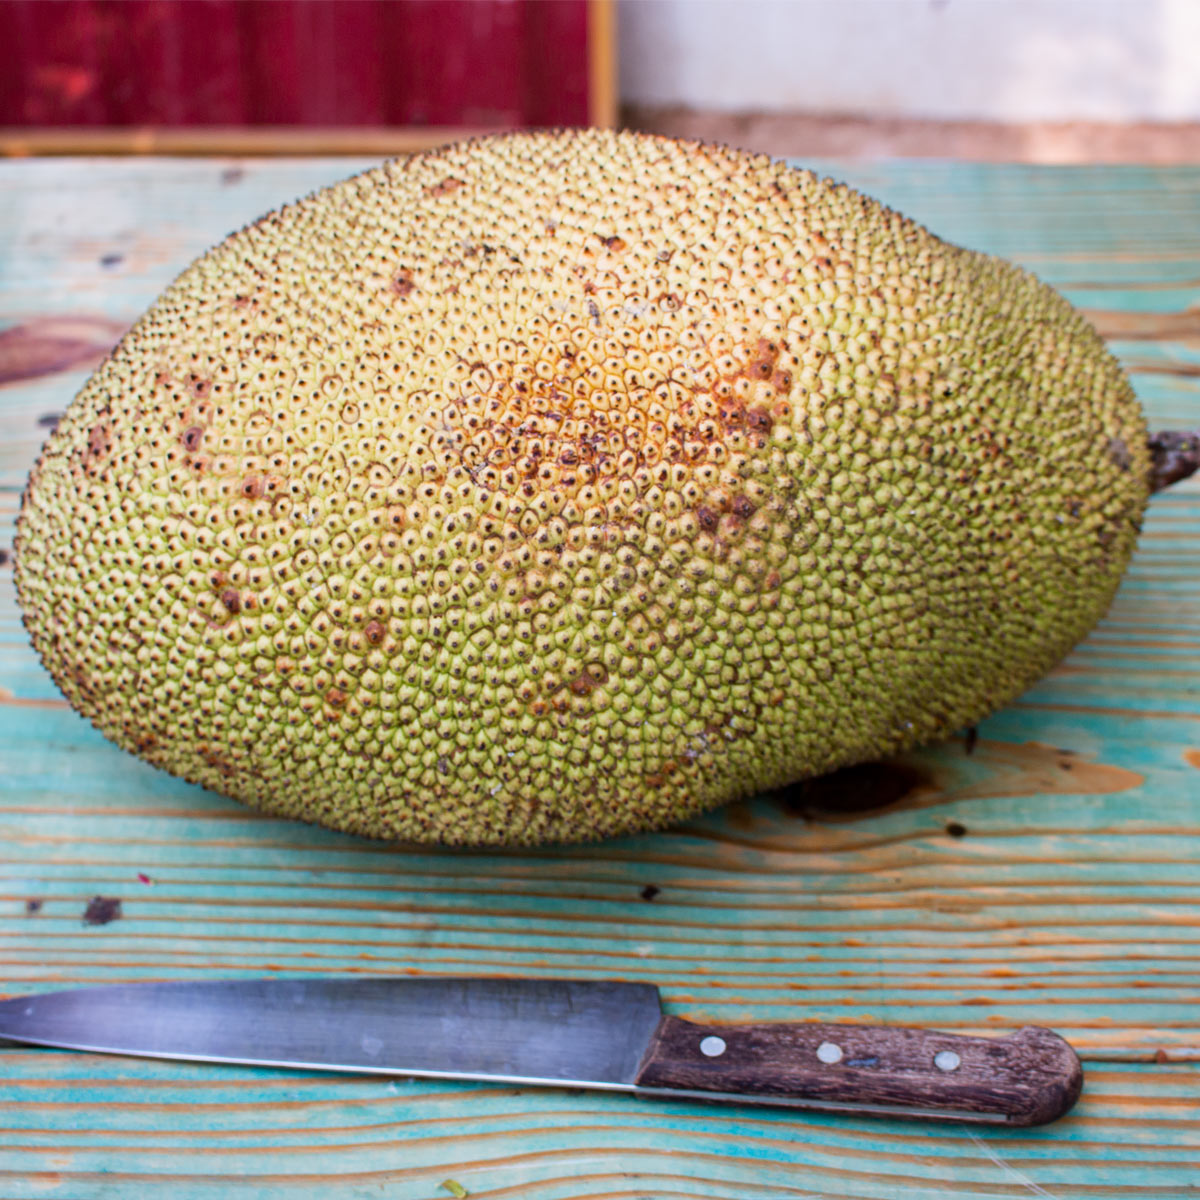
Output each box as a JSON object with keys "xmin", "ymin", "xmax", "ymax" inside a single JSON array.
[{"xmin": 623, "ymin": 107, "xmax": 1200, "ymax": 164}]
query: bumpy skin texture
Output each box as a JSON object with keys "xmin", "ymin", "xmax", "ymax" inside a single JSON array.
[{"xmin": 16, "ymin": 131, "xmax": 1149, "ymax": 845}]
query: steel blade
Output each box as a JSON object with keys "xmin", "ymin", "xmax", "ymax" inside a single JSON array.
[{"xmin": 0, "ymin": 977, "xmax": 664, "ymax": 1089}]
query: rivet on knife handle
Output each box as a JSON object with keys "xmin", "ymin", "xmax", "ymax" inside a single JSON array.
[{"xmin": 634, "ymin": 1019, "xmax": 1083, "ymax": 1125}]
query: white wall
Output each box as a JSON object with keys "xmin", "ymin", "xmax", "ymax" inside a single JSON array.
[{"xmin": 619, "ymin": 0, "xmax": 1200, "ymax": 121}]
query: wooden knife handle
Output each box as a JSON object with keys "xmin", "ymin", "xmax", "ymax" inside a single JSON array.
[{"xmin": 634, "ymin": 1018, "xmax": 1083, "ymax": 1125}]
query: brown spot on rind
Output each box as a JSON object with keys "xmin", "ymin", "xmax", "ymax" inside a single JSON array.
[
  {"xmin": 746, "ymin": 406, "xmax": 774, "ymax": 434},
  {"xmin": 364, "ymin": 620, "xmax": 386, "ymax": 646},
  {"xmin": 1107, "ymin": 436, "xmax": 1132, "ymax": 471},
  {"xmin": 748, "ymin": 338, "xmax": 781, "ymax": 380},
  {"xmin": 717, "ymin": 399, "xmax": 744, "ymax": 429},
  {"xmin": 391, "ymin": 268, "xmax": 416, "ymax": 298},
  {"xmin": 181, "ymin": 425, "xmax": 204, "ymax": 452},
  {"xmin": 221, "ymin": 589, "xmax": 241, "ymax": 614},
  {"xmin": 427, "ymin": 176, "xmax": 465, "ymax": 198},
  {"xmin": 83, "ymin": 420, "xmax": 113, "ymax": 469},
  {"xmin": 731, "ymin": 494, "xmax": 757, "ymax": 520},
  {"xmin": 696, "ymin": 506, "xmax": 720, "ymax": 533},
  {"xmin": 326, "ymin": 687, "xmax": 347, "ymax": 708},
  {"xmin": 240, "ymin": 476, "xmax": 263, "ymax": 499},
  {"xmin": 601, "ymin": 235, "xmax": 626, "ymax": 251}
]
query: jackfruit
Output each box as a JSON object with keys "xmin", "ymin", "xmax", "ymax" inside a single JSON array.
[{"xmin": 15, "ymin": 130, "xmax": 1151, "ymax": 845}]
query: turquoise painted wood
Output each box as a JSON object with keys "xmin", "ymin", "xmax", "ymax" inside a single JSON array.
[{"xmin": 1, "ymin": 157, "xmax": 1199, "ymax": 1198}]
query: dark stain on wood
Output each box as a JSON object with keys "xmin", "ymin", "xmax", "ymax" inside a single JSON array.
[
  {"xmin": 772, "ymin": 739, "xmax": 1141, "ymax": 827},
  {"xmin": 778, "ymin": 761, "xmax": 935, "ymax": 820},
  {"xmin": 0, "ymin": 316, "xmax": 127, "ymax": 387},
  {"xmin": 82, "ymin": 895, "xmax": 122, "ymax": 926}
]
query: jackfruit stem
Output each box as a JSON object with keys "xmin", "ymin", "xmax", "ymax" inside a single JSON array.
[{"xmin": 1149, "ymin": 431, "xmax": 1200, "ymax": 492}]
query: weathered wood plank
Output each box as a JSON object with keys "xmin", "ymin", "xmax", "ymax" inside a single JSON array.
[
  {"xmin": 0, "ymin": 156, "xmax": 1198, "ymax": 1196},
  {"xmin": 0, "ymin": 1057, "xmax": 1198, "ymax": 1199}
]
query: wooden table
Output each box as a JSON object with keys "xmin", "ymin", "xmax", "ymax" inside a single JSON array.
[{"xmin": 1, "ymin": 156, "xmax": 1198, "ymax": 1198}]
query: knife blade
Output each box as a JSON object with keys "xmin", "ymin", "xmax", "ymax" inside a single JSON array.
[{"xmin": 0, "ymin": 977, "xmax": 1082, "ymax": 1125}]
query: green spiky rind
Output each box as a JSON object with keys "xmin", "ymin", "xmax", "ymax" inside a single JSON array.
[{"xmin": 15, "ymin": 130, "xmax": 1149, "ymax": 845}]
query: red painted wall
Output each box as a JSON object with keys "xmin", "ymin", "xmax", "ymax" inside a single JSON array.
[{"xmin": 0, "ymin": 0, "xmax": 591, "ymax": 128}]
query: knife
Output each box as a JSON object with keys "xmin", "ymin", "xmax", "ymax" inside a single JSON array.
[{"xmin": 0, "ymin": 976, "xmax": 1082, "ymax": 1125}]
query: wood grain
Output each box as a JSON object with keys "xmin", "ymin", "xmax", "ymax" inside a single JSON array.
[
  {"xmin": 0, "ymin": 1055, "xmax": 1196, "ymax": 1199},
  {"xmin": 0, "ymin": 157, "xmax": 1198, "ymax": 1196},
  {"xmin": 0, "ymin": 315, "xmax": 126, "ymax": 386}
]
